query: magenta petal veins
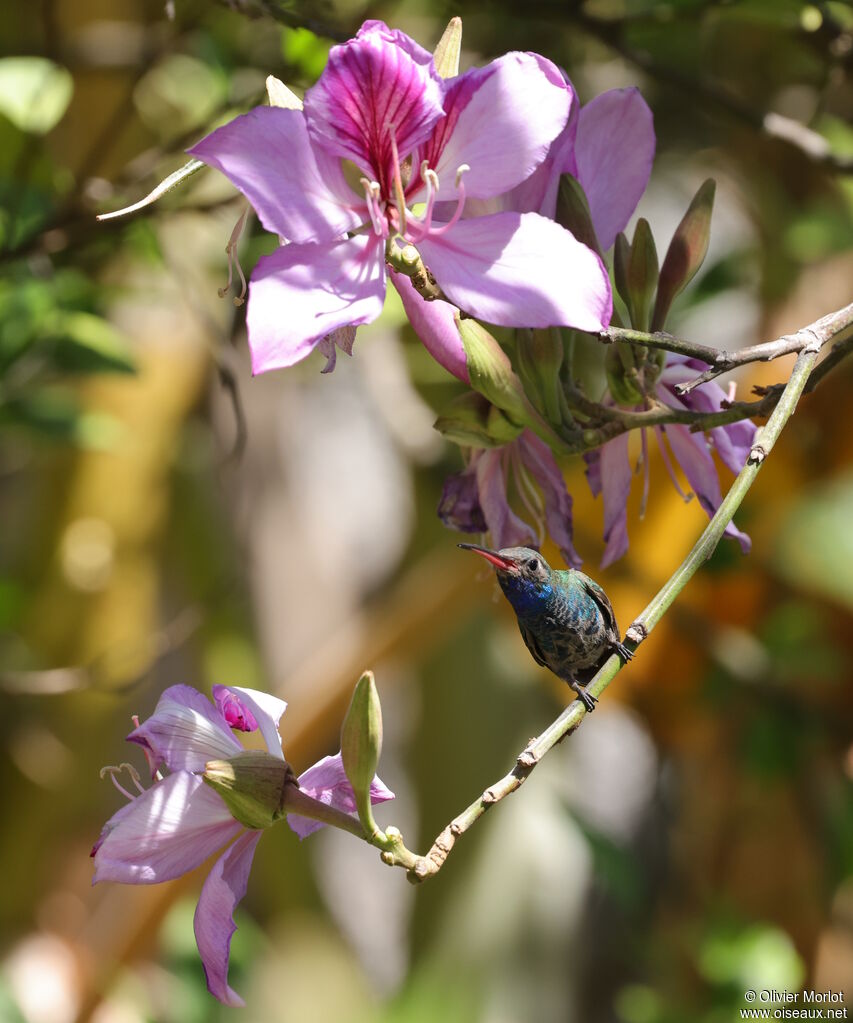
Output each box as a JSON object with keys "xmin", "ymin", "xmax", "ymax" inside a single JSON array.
[{"xmin": 303, "ymin": 21, "xmax": 445, "ymax": 186}]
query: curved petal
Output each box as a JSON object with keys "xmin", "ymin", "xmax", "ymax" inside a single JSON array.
[
  {"xmin": 422, "ymin": 53, "xmax": 570, "ymax": 201},
  {"xmin": 189, "ymin": 107, "xmax": 365, "ymax": 244},
  {"xmin": 194, "ymin": 830, "xmax": 262, "ymax": 1008},
  {"xmin": 288, "ymin": 752, "xmax": 394, "ymax": 839},
  {"xmin": 418, "ymin": 212, "xmax": 612, "ymax": 331},
  {"xmin": 389, "ymin": 269, "xmax": 469, "ymax": 381},
  {"xmin": 217, "ymin": 686, "xmax": 287, "ymax": 759},
  {"xmin": 664, "ymin": 425, "xmax": 750, "ymax": 552},
  {"xmin": 476, "ymin": 448, "xmax": 537, "ymax": 551},
  {"xmin": 128, "ymin": 685, "xmax": 241, "ymax": 775},
  {"xmin": 304, "ymin": 28, "xmax": 444, "ymax": 184},
  {"xmin": 599, "ymin": 433, "xmax": 632, "ymax": 568},
  {"xmin": 518, "ymin": 431, "xmax": 581, "ymax": 568},
  {"xmin": 575, "ymin": 88, "xmax": 656, "ymax": 251},
  {"xmin": 356, "ymin": 20, "xmax": 435, "ymax": 67},
  {"xmin": 92, "ymin": 772, "xmax": 241, "ymax": 885},
  {"xmin": 438, "ymin": 465, "xmax": 486, "ymax": 533},
  {"xmin": 247, "ymin": 234, "xmax": 386, "ymax": 375},
  {"xmin": 212, "ymin": 685, "xmax": 258, "ymax": 733}
]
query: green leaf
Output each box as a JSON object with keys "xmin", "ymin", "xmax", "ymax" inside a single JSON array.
[
  {"xmin": 0, "ymin": 57, "xmax": 73, "ymax": 134},
  {"xmin": 47, "ymin": 312, "xmax": 137, "ymax": 375}
]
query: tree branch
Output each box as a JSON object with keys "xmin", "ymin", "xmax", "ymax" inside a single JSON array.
[{"xmin": 373, "ymin": 335, "xmax": 823, "ymax": 884}]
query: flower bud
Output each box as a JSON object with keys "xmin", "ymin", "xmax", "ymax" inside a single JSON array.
[
  {"xmin": 627, "ymin": 219, "xmax": 659, "ymax": 332},
  {"xmin": 605, "ymin": 344, "xmax": 645, "ymax": 406},
  {"xmin": 652, "ymin": 178, "xmax": 715, "ymax": 331},
  {"xmin": 340, "ymin": 672, "xmax": 383, "ymax": 830},
  {"xmin": 457, "ymin": 318, "xmax": 533, "ymax": 427},
  {"xmin": 433, "ymin": 17, "xmax": 462, "ymax": 79},
  {"xmin": 515, "ymin": 327, "xmax": 564, "ymax": 424},
  {"xmin": 434, "ymin": 391, "xmax": 522, "ymax": 448},
  {"xmin": 203, "ymin": 751, "xmax": 293, "ymax": 830},
  {"xmin": 555, "ymin": 175, "xmax": 601, "ymax": 257}
]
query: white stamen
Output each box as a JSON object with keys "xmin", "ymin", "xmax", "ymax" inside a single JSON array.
[
  {"xmin": 100, "ymin": 762, "xmax": 145, "ymax": 802},
  {"xmin": 360, "ymin": 177, "xmax": 388, "ymax": 238},
  {"xmin": 218, "ymin": 206, "xmax": 249, "ymax": 306},
  {"xmin": 429, "ymin": 164, "xmax": 470, "ymax": 237}
]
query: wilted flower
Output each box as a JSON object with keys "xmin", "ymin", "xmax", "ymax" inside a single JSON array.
[
  {"xmin": 92, "ymin": 684, "xmax": 393, "ymax": 1006},
  {"xmin": 190, "ymin": 20, "xmax": 610, "ymax": 376},
  {"xmin": 439, "ymin": 429, "xmax": 581, "ymax": 567},
  {"xmin": 585, "ymin": 355, "xmax": 755, "ymax": 567}
]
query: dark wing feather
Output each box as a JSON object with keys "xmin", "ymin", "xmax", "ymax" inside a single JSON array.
[
  {"xmin": 518, "ymin": 621, "xmax": 549, "ymax": 668},
  {"xmin": 577, "ymin": 573, "xmax": 620, "ymax": 639}
]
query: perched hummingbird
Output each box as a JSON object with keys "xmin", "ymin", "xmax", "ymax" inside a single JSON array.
[{"xmin": 459, "ymin": 543, "xmax": 632, "ymax": 712}]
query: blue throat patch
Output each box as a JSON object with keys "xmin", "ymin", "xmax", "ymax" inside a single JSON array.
[{"xmin": 500, "ymin": 575, "xmax": 553, "ymax": 616}]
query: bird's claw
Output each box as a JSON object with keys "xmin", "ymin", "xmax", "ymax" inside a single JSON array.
[
  {"xmin": 615, "ymin": 641, "xmax": 634, "ymax": 662},
  {"xmin": 569, "ymin": 680, "xmax": 597, "ymax": 713}
]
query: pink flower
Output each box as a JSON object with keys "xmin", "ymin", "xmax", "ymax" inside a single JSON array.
[
  {"xmin": 585, "ymin": 356, "xmax": 755, "ymax": 567},
  {"xmin": 189, "ymin": 21, "xmax": 611, "ymax": 376},
  {"xmin": 92, "ymin": 684, "xmax": 393, "ymax": 1006}
]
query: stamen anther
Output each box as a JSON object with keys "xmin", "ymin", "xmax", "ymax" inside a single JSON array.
[{"xmin": 218, "ymin": 206, "xmax": 249, "ymax": 306}]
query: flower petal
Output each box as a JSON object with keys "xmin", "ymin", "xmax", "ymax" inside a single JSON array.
[
  {"xmin": 189, "ymin": 107, "xmax": 364, "ymax": 244},
  {"xmin": 389, "ymin": 269, "xmax": 469, "ymax": 381},
  {"xmin": 422, "ymin": 53, "xmax": 570, "ymax": 201},
  {"xmin": 247, "ymin": 234, "xmax": 386, "ymax": 375},
  {"xmin": 438, "ymin": 464, "xmax": 487, "ymax": 533},
  {"xmin": 663, "ymin": 424, "xmax": 750, "ymax": 552},
  {"xmin": 304, "ymin": 26, "xmax": 444, "ymax": 185},
  {"xmin": 287, "ymin": 752, "xmax": 394, "ymax": 839},
  {"xmin": 598, "ymin": 433, "xmax": 633, "ymax": 568},
  {"xmin": 417, "ymin": 212, "xmax": 612, "ymax": 331},
  {"xmin": 217, "ymin": 686, "xmax": 287, "ymax": 760},
  {"xmin": 193, "ymin": 830, "xmax": 262, "ymax": 1008},
  {"xmin": 128, "ymin": 685, "xmax": 241, "ymax": 775},
  {"xmin": 518, "ymin": 431, "xmax": 581, "ymax": 568},
  {"xmin": 476, "ymin": 448, "xmax": 538, "ymax": 551},
  {"xmin": 92, "ymin": 772, "xmax": 241, "ymax": 885},
  {"xmin": 575, "ymin": 88, "xmax": 656, "ymax": 251}
]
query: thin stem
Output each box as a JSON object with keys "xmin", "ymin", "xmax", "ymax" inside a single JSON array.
[
  {"xmin": 598, "ymin": 302, "xmax": 853, "ymax": 390},
  {"xmin": 374, "ymin": 339, "xmax": 823, "ymax": 885}
]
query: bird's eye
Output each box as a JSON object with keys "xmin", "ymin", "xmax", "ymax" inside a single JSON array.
[{"xmin": 526, "ymin": 558, "xmax": 539, "ymax": 571}]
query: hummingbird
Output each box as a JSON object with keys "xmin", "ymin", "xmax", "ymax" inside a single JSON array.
[{"xmin": 459, "ymin": 543, "xmax": 632, "ymax": 712}]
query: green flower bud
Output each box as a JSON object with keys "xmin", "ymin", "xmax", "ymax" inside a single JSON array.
[
  {"xmin": 433, "ymin": 391, "xmax": 522, "ymax": 448},
  {"xmin": 340, "ymin": 671, "xmax": 383, "ymax": 833},
  {"xmin": 627, "ymin": 218, "xmax": 659, "ymax": 333},
  {"xmin": 515, "ymin": 327, "xmax": 564, "ymax": 424},
  {"xmin": 652, "ymin": 178, "xmax": 715, "ymax": 331},
  {"xmin": 555, "ymin": 175, "xmax": 601, "ymax": 257},
  {"xmin": 203, "ymin": 751, "xmax": 293, "ymax": 830},
  {"xmin": 433, "ymin": 17, "xmax": 462, "ymax": 79},
  {"xmin": 605, "ymin": 344, "xmax": 645, "ymax": 406}
]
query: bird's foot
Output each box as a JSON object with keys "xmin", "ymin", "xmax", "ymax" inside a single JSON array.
[
  {"xmin": 569, "ymin": 679, "xmax": 597, "ymax": 713},
  {"xmin": 615, "ymin": 641, "xmax": 634, "ymax": 662}
]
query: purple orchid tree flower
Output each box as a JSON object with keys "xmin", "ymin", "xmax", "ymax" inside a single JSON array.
[
  {"xmin": 438, "ymin": 429, "xmax": 582, "ymax": 568},
  {"xmin": 585, "ymin": 356, "xmax": 755, "ymax": 568},
  {"xmin": 189, "ymin": 20, "xmax": 611, "ymax": 377},
  {"xmin": 92, "ymin": 684, "xmax": 393, "ymax": 1007}
]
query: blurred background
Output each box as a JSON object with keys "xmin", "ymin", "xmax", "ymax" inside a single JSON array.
[{"xmin": 1, "ymin": 0, "xmax": 852, "ymax": 1021}]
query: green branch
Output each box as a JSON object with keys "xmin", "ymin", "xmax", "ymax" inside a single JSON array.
[{"xmin": 373, "ymin": 337, "xmax": 824, "ymax": 884}]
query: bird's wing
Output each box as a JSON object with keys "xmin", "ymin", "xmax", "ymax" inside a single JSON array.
[
  {"xmin": 577, "ymin": 572, "xmax": 619, "ymax": 637},
  {"xmin": 518, "ymin": 621, "xmax": 548, "ymax": 668}
]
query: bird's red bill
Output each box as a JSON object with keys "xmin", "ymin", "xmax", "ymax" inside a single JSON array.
[{"xmin": 458, "ymin": 543, "xmax": 516, "ymax": 571}]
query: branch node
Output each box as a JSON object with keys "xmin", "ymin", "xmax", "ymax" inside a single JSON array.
[
  {"xmin": 626, "ymin": 622, "xmax": 648, "ymax": 645},
  {"xmin": 748, "ymin": 443, "xmax": 767, "ymax": 465},
  {"xmin": 482, "ymin": 788, "xmax": 498, "ymax": 805},
  {"xmin": 517, "ymin": 749, "xmax": 538, "ymax": 769}
]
